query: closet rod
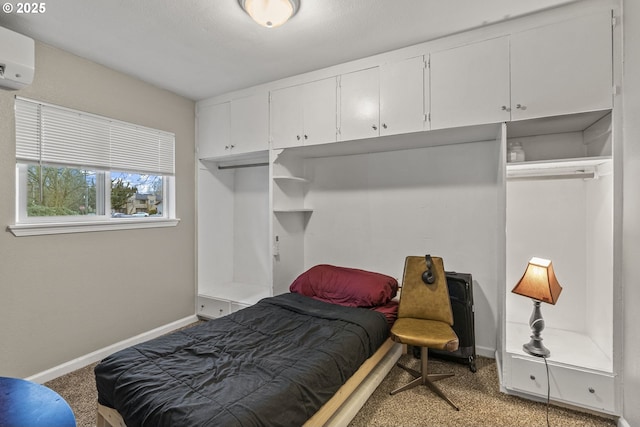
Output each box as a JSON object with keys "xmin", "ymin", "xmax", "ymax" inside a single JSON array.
[
  {"xmin": 507, "ymin": 172, "xmax": 595, "ymax": 181},
  {"xmin": 217, "ymin": 162, "xmax": 269, "ymax": 170}
]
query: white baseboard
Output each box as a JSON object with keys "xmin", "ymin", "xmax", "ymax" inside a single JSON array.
[
  {"xmin": 618, "ymin": 417, "xmax": 630, "ymax": 427},
  {"xmin": 476, "ymin": 345, "xmax": 495, "ymax": 359},
  {"xmin": 27, "ymin": 314, "xmax": 198, "ymax": 384}
]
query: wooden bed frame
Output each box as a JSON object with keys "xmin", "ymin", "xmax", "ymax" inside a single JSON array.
[{"xmin": 96, "ymin": 338, "xmax": 401, "ymax": 427}]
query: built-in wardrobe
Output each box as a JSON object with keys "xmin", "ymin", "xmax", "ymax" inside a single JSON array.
[{"xmin": 195, "ymin": 0, "xmax": 621, "ymax": 416}]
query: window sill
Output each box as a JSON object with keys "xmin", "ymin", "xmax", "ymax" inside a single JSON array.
[{"xmin": 7, "ymin": 218, "xmax": 180, "ymax": 237}]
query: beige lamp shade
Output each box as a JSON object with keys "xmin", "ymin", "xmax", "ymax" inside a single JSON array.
[{"xmin": 511, "ymin": 257, "xmax": 563, "ymax": 305}]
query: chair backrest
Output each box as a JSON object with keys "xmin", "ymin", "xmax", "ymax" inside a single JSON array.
[{"xmin": 397, "ymin": 255, "xmax": 454, "ymax": 325}]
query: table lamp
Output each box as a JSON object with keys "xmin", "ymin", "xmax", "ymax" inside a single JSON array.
[{"xmin": 511, "ymin": 257, "xmax": 563, "ymax": 358}]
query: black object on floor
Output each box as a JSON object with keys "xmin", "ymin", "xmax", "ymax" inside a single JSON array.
[{"xmin": 415, "ymin": 271, "xmax": 477, "ymax": 372}]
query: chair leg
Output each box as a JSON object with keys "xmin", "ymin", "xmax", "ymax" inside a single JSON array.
[
  {"xmin": 390, "ymin": 347, "xmax": 459, "ymax": 411},
  {"xmin": 396, "ymin": 364, "xmax": 421, "ymax": 379}
]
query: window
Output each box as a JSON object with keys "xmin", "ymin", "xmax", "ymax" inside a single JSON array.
[{"xmin": 10, "ymin": 97, "xmax": 178, "ymax": 236}]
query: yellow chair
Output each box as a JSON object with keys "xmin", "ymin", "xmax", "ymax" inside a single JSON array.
[{"xmin": 390, "ymin": 255, "xmax": 460, "ymax": 410}]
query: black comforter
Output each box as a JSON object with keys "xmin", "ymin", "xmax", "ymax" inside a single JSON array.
[{"xmin": 95, "ymin": 293, "xmax": 389, "ymax": 427}]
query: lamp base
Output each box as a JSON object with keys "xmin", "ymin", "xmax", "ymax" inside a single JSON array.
[
  {"xmin": 523, "ymin": 340, "xmax": 550, "ymax": 358},
  {"xmin": 523, "ymin": 300, "xmax": 551, "ymax": 358}
]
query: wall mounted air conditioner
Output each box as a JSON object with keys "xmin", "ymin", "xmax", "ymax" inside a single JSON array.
[{"xmin": 0, "ymin": 26, "xmax": 34, "ymax": 90}]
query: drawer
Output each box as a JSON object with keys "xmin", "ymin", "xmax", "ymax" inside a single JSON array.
[
  {"xmin": 551, "ymin": 362, "xmax": 615, "ymax": 413},
  {"xmin": 230, "ymin": 302, "xmax": 250, "ymax": 313},
  {"xmin": 510, "ymin": 355, "xmax": 549, "ymax": 395},
  {"xmin": 197, "ymin": 296, "xmax": 230, "ymax": 318},
  {"xmin": 510, "ymin": 355, "xmax": 615, "ymax": 413}
]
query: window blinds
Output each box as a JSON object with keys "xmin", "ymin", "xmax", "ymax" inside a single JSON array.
[{"xmin": 15, "ymin": 97, "xmax": 175, "ymax": 175}]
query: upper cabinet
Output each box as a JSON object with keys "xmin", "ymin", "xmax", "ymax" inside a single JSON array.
[
  {"xmin": 379, "ymin": 55, "xmax": 428, "ymax": 135},
  {"xmin": 199, "ymin": 7, "xmax": 614, "ymax": 156},
  {"xmin": 510, "ymin": 11, "xmax": 613, "ymax": 121},
  {"xmin": 197, "ymin": 102, "xmax": 230, "ymax": 159},
  {"xmin": 197, "ymin": 93, "xmax": 269, "ymax": 159},
  {"xmin": 430, "ymin": 11, "xmax": 612, "ymax": 128},
  {"xmin": 230, "ymin": 93, "xmax": 269, "ymax": 154},
  {"xmin": 338, "ymin": 56, "xmax": 427, "ymax": 141},
  {"xmin": 430, "ymin": 37, "xmax": 511, "ymax": 130},
  {"xmin": 270, "ymin": 77, "xmax": 337, "ymax": 149},
  {"xmin": 338, "ymin": 67, "xmax": 380, "ymax": 141}
]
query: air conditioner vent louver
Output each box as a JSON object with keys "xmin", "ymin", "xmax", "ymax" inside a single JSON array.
[{"xmin": 0, "ymin": 26, "xmax": 35, "ymax": 90}]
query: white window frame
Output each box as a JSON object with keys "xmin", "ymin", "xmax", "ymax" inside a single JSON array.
[{"xmin": 9, "ymin": 97, "xmax": 179, "ymax": 236}]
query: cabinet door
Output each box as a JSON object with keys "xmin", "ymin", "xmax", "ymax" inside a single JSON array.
[
  {"xmin": 230, "ymin": 93, "xmax": 269, "ymax": 154},
  {"xmin": 380, "ymin": 55, "xmax": 426, "ymax": 136},
  {"xmin": 270, "ymin": 85, "xmax": 303, "ymax": 149},
  {"xmin": 197, "ymin": 102, "xmax": 230, "ymax": 158},
  {"xmin": 339, "ymin": 67, "xmax": 380, "ymax": 141},
  {"xmin": 510, "ymin": 11, "xmax": 612, "ymax": 121},
  {"xmin": 302, "ymin": 77, "xmax": 337, "ymax": 145},
  {"xmin": 430, "ymin": 36, "xmax": 510, "ymax": 130}
]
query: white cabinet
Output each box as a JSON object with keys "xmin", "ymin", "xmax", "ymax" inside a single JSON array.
[
  {"xmin": 270, "ymin": 85, "xmax": 300, "ymax": 149},
  {"xmin": 197, "ymin": 295, "xmax": 231, "ymax": 319},
  {"xmin": 230, "ymin": 93, "xmax": 269, "ymax": 154},
  {"xmin": 198, "ymin": 93, "xmax": 269, "ymax": 159},
  {"xmin": 197, "ymin": 162, "xmax": 271, "ymax": 314},
  {"xmin": 270, "ymin": 77, "xmax": 337, "ymax": 149},
  {"xmin": 510, "ymin": 11, "xmax": 612, "ymax": 121},
  {"xmin": 197, "ymin": 102, "xmax": 230, "ymax": 158},
  {"xmin": 508, "ymin": 355, "xmax": 615, "ymax": 413},
  {"xmin": 303, "ymin": 78, "xmax": 338, "ymax": 145},
  {"xmin": 338, "ymin": 67, "xmax": 379, "ymax": 141},
  {"xmin": 339, "ymin": 57, "xmax": 427, "ymax": 141},
  {"xmin": 430, "ymin": 12, "xmax": 612, "ymax": 129},
  {"xmin": 379, "ymin": 55, "xmax": 427, "ymax": 135},
  {"xmin": 430, "ymin": 37, "xmax": 510, "ymax": 130},
  {"xmin": 501, "ymin": 111, "xmax": 616, "ymax": 414}
]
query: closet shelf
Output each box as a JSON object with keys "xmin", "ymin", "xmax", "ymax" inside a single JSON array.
[
  {"xmin": 506, "ymin": 156, "xmax": 611, "ymax": 180},
  {"xmin": 273, "ymin": 175, "xmax": 309, "ymax": 183},
  {"xmin": 273, "ymin": 208, "xmax": 313, "ymax": 213},
  {"xmin": 199, "ymin": 150, "xmax": 269, "ymax": 167}
]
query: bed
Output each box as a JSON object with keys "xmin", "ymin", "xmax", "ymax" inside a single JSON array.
[{"xmin": 95, "ymin": 265, "xmax": 401, "ymax": 427}]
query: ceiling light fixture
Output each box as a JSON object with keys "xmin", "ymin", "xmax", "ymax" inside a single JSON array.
[{"xmin": 238, "ymin": 0, "xmax": 300, "ymax": 28}]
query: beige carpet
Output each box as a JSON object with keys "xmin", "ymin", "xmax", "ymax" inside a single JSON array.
[{"xmin": 45, "ymin": 353, "xmax": 616, "ymax": 427}]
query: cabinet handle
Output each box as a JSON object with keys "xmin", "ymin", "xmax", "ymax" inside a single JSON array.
[
  {"xmin": 304, "ymin": 135, "xmax": 308, "ymax": 140},
  {"xmin": 224, "ymin": 145, "xmax": 229, "ymax": 150},
  {"xmin": 296, "ymin": 135, "xmax": 301, "ymax": 140},
  {"xmin": 529, "ymin": 375, "xmax": 536, "ymax": 381},
  {"xmin": 372, "ymin": 125, "xmax": 378, "ymax": 131},
  {"xmin": 382, "ymin": 123, "xmax": 387, "ymax": 129},
  {"xmin": 501, "ymin": 105, "xmax": 511, "ymax": 112},
  {"xmin": 230, "ymin": 144, "xmax": 235, "ymax": 149},
  {"xmin": 588, "ymin": 387, "xmax": 595, "ymax": 394},
  {"xmin": 516, "ymin": 104, "xmax": 526, "ymax": 110}
]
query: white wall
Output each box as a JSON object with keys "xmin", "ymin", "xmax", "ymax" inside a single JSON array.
[
  {"xmin": 585, "ymin": 172, "xmax": 614, "ymax": 360},
  {"xmin": 233, "ymin": 166, "xmax": 270, "ymax": 287},
  {"xmin": 197, "ymin": 165, "xmax": 270, "ymax": 291},
  {"xmin": 622, "ymin": 0, "xmax": 640, "ymax": 425},
  {"xmin": 0, "ymin": 42, "xmax": 196, "ymax": 378},
  {"xmin": 506, "ymin": 178, "xmax": 588, "ymax": 333},
  {"xmin": 303, "ymin": 139, "xmax": 502, "ymax": 355},
  {"xmin": 198, "ymin": 164, "xmax": 235, "ymax": 288}
]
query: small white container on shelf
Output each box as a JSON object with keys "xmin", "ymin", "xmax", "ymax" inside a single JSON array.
[{"xmin": 507, "ymin": 141, "xmax": 526, "ymax": 163}]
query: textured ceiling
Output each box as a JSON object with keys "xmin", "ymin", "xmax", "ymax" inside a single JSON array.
[{"xmin": 0, "ymin": 0, "xmax": 576, "ymax": 101}]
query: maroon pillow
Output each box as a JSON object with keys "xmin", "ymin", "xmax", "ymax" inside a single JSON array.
[
  {"xmin": 370, "ymin": 300, "xmax": 399, "ymax": 326},
  {"xmin": 289, "ymin": 264, "xmax": 398, "ymax": 307}
]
